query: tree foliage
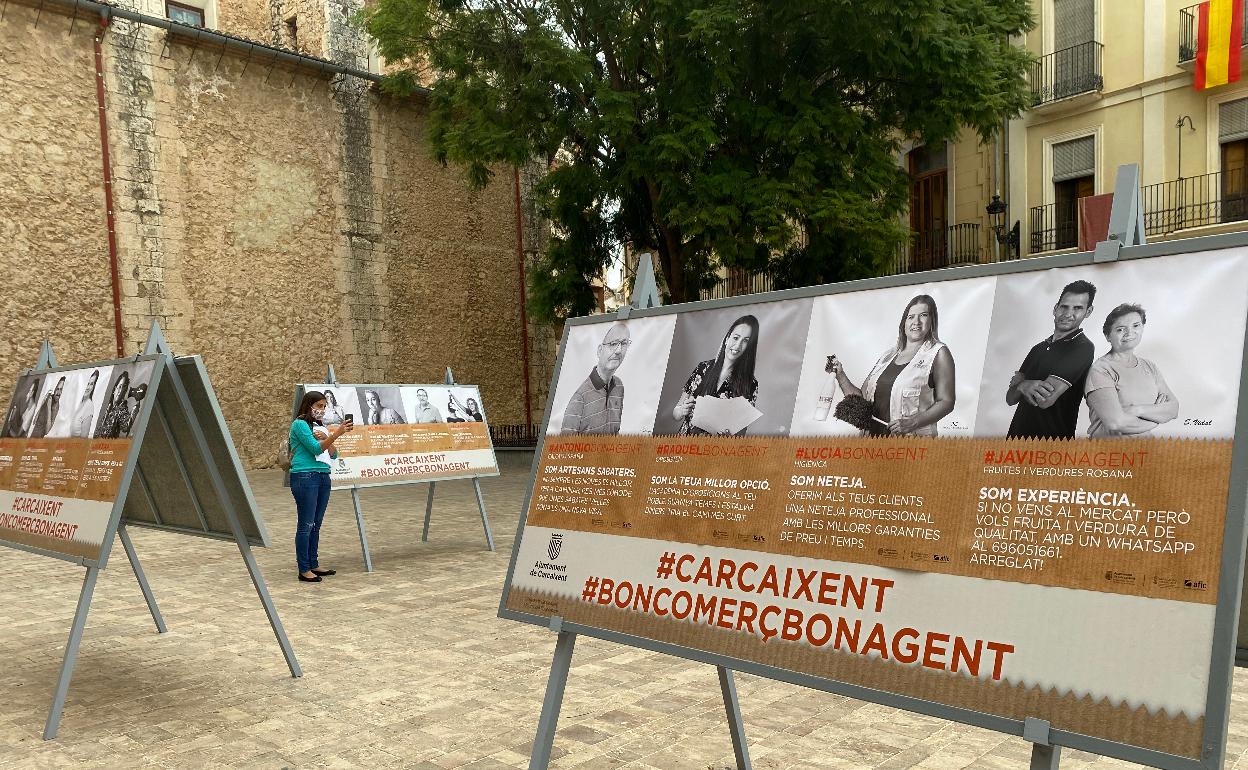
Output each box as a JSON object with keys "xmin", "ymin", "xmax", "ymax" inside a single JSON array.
[{"xmin": 363, "ymin": 0, "xmax": 1035, "ymax": 319}]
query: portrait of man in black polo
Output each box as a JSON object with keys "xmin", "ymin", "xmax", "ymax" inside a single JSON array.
[
  {"xmin": 1005, "ymin": 279, "xmax": 1097, "ymax": 439},
  {"xmin": 560, "ymin": 322, "xmax": 630, "ymax": 435}
]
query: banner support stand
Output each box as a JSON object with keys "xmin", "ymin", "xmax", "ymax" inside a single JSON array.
[
  {"xmin": 43, "ymin": 566, "xmax": 99, "ymax": 740},
  {"xmin": 1093, "ymin": 163, "xmax": 1146, "ymax": 263},
  {"xmin": 117, "ymin": 522, "xmax": 166, "ymax": 634},
  {"xmin": 717, "ymin": 666, "xmax": 753, "ymax": 769},
  {"xmin": 144, "ymin": 324, "xmax": 302, "ymax": 679},
  {"xmin": 529, "ymin": 618, "xmax": 577, "ymax": 770},
  {"xmin": 420, "ymin": 367, "xmax": 495, "ymax": 551},
  {"xmin": 422, "ymin": 481, "xmax": 436, "ymax": 543},
  {"xmin": 350, "ymin": 486, "xmax": 374, "ymax": 573},
  {"xmin": 1024, "ymin": 718, "xmax": 1061, "ymax": 769},
  {"xmin": 324, "ymin": 365, "xmax": 375, "ymax": 573}
]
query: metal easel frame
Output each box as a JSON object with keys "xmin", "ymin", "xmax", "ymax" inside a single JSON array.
[
  {"xmin": 15, "ymin": 325, "xmax": 301, "ymax": 741},
  {"xmin": 308, "ymin": 365, "xmax": 496, "ymax": 573},
  {"xmin": 500, "ymin": 164, "xmax": 1248, "ymax": 770}
]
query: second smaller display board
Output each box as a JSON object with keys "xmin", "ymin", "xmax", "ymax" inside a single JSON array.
[{"xmin": 298, "ymin": 383, "xmax": 500, "ymax": 488}]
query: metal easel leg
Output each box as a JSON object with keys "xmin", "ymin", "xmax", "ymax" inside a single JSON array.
[
  {"xmin": 1030, "ymin": 744, "xmax": 1061, "ymax": 769},
  {"xmin": 118, "ymin": 523, "xmax": 166, "ymax": 633},
  {"xmin": 472, "ymin": 478, "xmax": 495, "ymax": 551},
  {"xmin": 350, "ymin": 486, "xmax": 374, "ymax": 573},
  {"xmin": 529, "ymin": 628, "xmax": 577, "ymax": 770},
  {"xmin": 717, "ymin": 666, "xmax": 753, "ymax": 770},
  {"xmin": 421, "ymin": 481, "xmax": 436, "ymax": 542},
  {"xmin": 1024, "ymin": 717, "xmax": 1061, "ymax": 769},
  {"xmin": 43, "ymin": 567, "xmax": 100, "ymax": 740},
  {"xmin": 236, "ymin": 538, "xmax": 302, "ymax": 677}
]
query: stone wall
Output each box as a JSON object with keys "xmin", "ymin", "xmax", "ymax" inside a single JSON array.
[{"xmin": 0, "ymin": 0, "xmax": 542, "ymax": 468}]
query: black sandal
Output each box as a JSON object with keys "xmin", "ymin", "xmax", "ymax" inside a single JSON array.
[{"xmin": 298, "ymin": 573, "xmax": 323, "ymax": 582}]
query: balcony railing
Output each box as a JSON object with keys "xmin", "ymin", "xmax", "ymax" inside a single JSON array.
[
  {"xmin": 1180, "ymin": 2, "xmax": 1248, "ymax": 63},
  {"xmin": 1141, "ymin": 169, "xmax": 1248, "ymax": 235},
  {"xmin": 1029, "ymin": 169, "xmax": 1248, "ymax": 254},
  {"xmin": 889, "ymin": 223, "xmax": 983, "ymax": 274},
  {"xmin": 1030, "ymin": 41, "xmax": 1104, "ymax": 106},
  {"xmin": 699, "ymin": 267, "xmax": 775, "ymax": 300},
  {"xmin": 1029, "ymin": 201, "xmax": 1079, "ymax": 253}
]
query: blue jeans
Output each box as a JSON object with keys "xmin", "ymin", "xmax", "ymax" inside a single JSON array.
[{"xmin": 291, "ymin": 472, "xmax": 331, "ymax": 573}]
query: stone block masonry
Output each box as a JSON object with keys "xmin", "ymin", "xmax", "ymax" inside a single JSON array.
[{"xmin": 0, "ymin": 0, "xmax": 543, "ymax": 468}]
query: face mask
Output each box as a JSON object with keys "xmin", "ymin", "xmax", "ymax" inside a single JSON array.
[{"xmin": 311, "ymin": 407, "xmax": 326, "ymax": 420}]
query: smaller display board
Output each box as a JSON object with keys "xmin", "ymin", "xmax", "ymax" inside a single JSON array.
[
  {"xmin": 0, "ymin": 326, "xmax": 300, "ymax": 742},
  {"xmin": 296, "ymin": 383, "xmax": 500, "ymax": 488},
  {"xmin": 0, "ymin": 356, "xmax": 162, "ymax": 564}
]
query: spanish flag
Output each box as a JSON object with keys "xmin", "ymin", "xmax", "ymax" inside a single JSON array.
[{"xmin": 1197, "ymin": 0, "xmax": 1244, "ymax": 89}]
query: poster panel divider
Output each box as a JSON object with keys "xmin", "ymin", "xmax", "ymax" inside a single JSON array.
[{"xmin": 500, "ymin": 227, "xmax": 1248, "ymax": 770}]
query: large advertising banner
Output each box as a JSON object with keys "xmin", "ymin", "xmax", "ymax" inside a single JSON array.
[
  {"xmin": 501, "ymin": 247, "xmax": 1248, "ymax": 765},
  {"xmin": 300, "ymin": 383, "xmax": 500, "ymax": 487},
  {"xmin": 0, "ymin": 358, "xmax": 160, "ymax": 562}
]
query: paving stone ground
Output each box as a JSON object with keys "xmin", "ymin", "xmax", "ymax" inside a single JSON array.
[{"xmin": 2, "ymin": 452, "xmax": 1248, "ymax": 769}]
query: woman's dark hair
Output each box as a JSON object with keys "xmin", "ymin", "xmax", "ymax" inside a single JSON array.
[
  {"xmin": 110, "ymin": 371, "xmax": 131, "ymax": 406},
  {"xmin": 1102, "ymin": 303, "xmax": 1147, "ymax": 337},
  {"xmin": 895, "ymin": 294, "xmax": 940, "ymax": 350},
  {"xmin": 695, "ymin": 315, "xmax": 759, "ymax": 399},
  {"xmin": 297, "ymin": 391, "xmax": 326, "ymax": 426}
]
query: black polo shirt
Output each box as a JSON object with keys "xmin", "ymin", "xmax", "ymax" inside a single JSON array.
[{"xmin": 1006, "ymin": 328, "xmax": 1095, "ymax": 439}]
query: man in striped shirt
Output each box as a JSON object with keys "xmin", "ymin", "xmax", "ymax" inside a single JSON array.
[{"xmin": 561, "ymin": 323, "xmax": 631, "ymax": 435}]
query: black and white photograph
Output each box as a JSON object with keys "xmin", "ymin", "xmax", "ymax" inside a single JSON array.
[
  {"xmin": 2, "ymin": 373, "xmax": 46, "ymax": 438},
  {"xmin": 92, "ymin": 360, "xmax": 156, "ymax": 440},
  {"xmin": 546, "ymin": 315, "xmax": 677, "ymax": 436},
  {"xmin": 315, "ymin": 387, "xmax": 362, "ymax": 426},
  {"xmin": 789, "ymin": 279, "xmax": 995, "ymax": 438},
  {"xmin": 355, "ymin": 386, "xmax": 409, "ymax": 425},
  {"xmin": 436, "ymin": 387, "xmax": 487, "ymax": 423},
  {"xmin": 975, "ymin": 249, "xmax": 1248, "ymax": 439},
  {"xmin": 652, "ymin": 299, "xmax": 812, "ymax": 437}
]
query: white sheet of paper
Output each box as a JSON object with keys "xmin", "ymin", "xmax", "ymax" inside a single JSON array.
[
  {"xmin": 312, "ymin": 427, "xmax": 332, "ymax": 464},
  {"xmin": 691, "ymin": 395, "xmax": 763, "ymax": 435}
]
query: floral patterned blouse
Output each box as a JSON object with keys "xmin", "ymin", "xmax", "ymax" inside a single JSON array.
[{"xmin": 678, "ymin": 359, "xmax": 760, "ymax": 435}]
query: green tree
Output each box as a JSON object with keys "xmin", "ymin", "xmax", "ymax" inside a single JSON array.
[{"xmin": 364, "ymin": 0, "xmax": 1034, "ymax": 319}]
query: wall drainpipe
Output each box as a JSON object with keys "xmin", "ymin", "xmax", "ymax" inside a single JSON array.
[
  {"xmin": 513, "ymin": 167, "xmax": 534, "ymax": 429},
  {"xmin": 93, "ymin": 11, "xmax": 126, "ymax": 357}
]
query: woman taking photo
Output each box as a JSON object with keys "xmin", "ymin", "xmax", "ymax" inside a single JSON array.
[
  {"xmin": 290, "ymin": 391, "xmax": 353, "ymax": 583},
  {"xmin": 830, "ymin": 294, "xmax": 955, "ymax": 436},
  {"xmin": 671, "ymin": 315, "xmax": 760, "ymax": 436},
  {"xmin": 1084, "ymin": 303, "xmax": 1178, "ymax": 437}
]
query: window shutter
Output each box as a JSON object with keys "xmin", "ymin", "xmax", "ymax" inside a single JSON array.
[
  {"xmin": 1052, "ymin": 136, "xmax": 1095, "ymax": 182},
  {"xmin": 1054, "ymin": 0, "xmax": 1095, "ymax": 50},
  {"xmin": 1220, "ymin": 98, "xmax": 1248, "ymax": 144}
]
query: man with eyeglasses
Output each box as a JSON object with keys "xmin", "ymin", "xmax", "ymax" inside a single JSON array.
[{"xmin": 561, "ymin": 323, "xmax": 630, "ymax": 435}]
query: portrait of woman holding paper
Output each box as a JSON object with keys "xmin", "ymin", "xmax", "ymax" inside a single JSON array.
[
  {"xmin": 829, "ymin": 294, "xmax": 955, "ymax": 436},
  {"xmin": 670, "ymin": 315, "xmax": 761, "ymax": 436}
]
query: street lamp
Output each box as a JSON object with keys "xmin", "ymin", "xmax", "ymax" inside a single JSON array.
[{"xmin": 986, "ymin": 194, "xmax": 1020, "ymax": 259}]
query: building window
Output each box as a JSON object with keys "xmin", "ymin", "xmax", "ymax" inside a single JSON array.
[
  {"xmin": 166, "ymin": 0, "xmax": 205, "ymax": 27},
  {"xmin": 285, "ymin": 15, "xmax": 300, "ymax": 53},
  {"xmin": 1052, "ymin": 135, "xmax": 1095, "ymax": 249},
  {"xmin": 1220, "ymin": 98, "xmax": 1248, "ymax": 223},
  {"xmin": 907, "ymin": 143, "xmax": 949, "ymax": 271},
  {"xmin": 1053, "ymin": 0, "xmax": 1095, "ymax": 51}
]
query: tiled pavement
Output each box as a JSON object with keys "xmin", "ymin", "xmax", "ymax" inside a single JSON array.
[{"xmin": 2, "ymin": 452, "xmax": 1248, "ymax": 769}]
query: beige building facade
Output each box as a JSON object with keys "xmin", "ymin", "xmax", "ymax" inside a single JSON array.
[
  {"xmin": 0, "ymin": 0, "xmax": 555, "ymax": 467},
  {"xmin": 893, "ymin": 0, "xmax": 1248, "ymax": 274},
  {"xmin": 1009, "ymin": 0, "xmax": 1248, "ymax": 256}
]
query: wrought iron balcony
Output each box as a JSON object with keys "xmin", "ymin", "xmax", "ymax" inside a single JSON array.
[
  {"xmin": 1141, "ymin": 169, "xmax": 1248, "ymax": 235},
  {"xmin": 889, "ymin": 223, "xmax": 983, "ymax": 275},
  {"xmin": 1029, "ymin": 202, "xmax": 1079, "ymax": 254},
  {"xmin": 1030, "ymin": 41, "xmax": 1104, "ymax": 106},
  {"xmin": 1180, "ymin": 2, "xmax": 1248, "ymax": 64}
]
